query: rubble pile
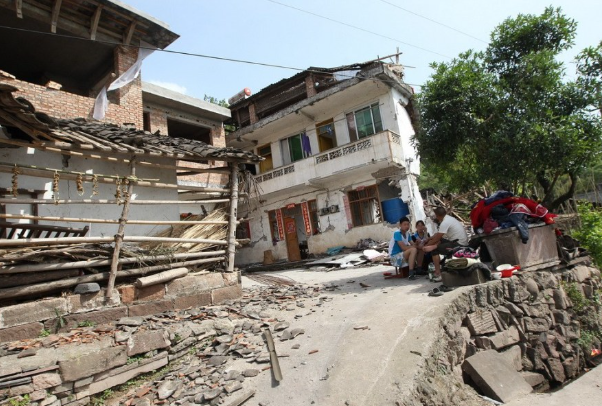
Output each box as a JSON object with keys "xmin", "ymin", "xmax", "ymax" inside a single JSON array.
[{"xmin": 0, "ymin": 284, "xmax": 323, "ymax": 406}]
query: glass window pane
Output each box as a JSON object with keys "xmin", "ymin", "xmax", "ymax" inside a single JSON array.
[
  {"xmin": 356, "ymin": 108, "xmax": 374, "ymax": 138},
  {"xmin": 371, "ymin": 104, "xmax": 383, "ymax": 133},
  {"xmin": 289, "ymin": 135, "xmax": 303, "ymax": 162}
]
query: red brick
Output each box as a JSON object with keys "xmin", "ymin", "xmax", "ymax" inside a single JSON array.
[
  {"xmin": 211, "ymin": 285, "xmax": 242, "ymax": 304},
  {"xmin": 136, "ymin": 284, "xmax": 165, "ymax": 302},
  {"xmin": 173, "ymin": 293, "xmax": 211, "ymax": 310},
  {"xmin": 118, "ymin": 285, "xmax": 135, "ymax": 304},
  {"xmin": 128, "ymin": 300, "xmax": 174, "ymax": 317}
]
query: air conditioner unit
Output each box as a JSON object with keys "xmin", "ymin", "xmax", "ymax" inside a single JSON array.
[
  {"xmin": 319, "ymin": 207, "xmax": 330, "ymax": 216},
  {"xmin": 329, "ymin": 205, "xmax": 340, "ymax": 213}
]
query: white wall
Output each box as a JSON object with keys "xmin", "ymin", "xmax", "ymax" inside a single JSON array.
[{"xmin": 0, "ymin": 147, "xmax": 180, "ymax": 237}]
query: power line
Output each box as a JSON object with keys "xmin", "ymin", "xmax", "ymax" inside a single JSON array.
[
  {"xmin": 264, "ymin": 0, "xmax": 453, "ymax": 59},
  {"xmin": 0, "ymin": 24, "xmax": 423, "ymax": 88},
  {"xmin": 378, "ymin": 0, "xmax": 488, "ymax": 44}
]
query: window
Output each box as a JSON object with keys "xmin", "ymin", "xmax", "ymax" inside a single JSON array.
[
  {"xmin": 347, "ymin": 185, "xmax": 381, "ymax": 227},
  {"xmin": 316, "ymin": 119, "xmax": 336, "ymax": 152},
  {"xmin": 280, "ymin": 134, "xmax": 304, "ymax": 165},
  {"xmin": 258, "ymin": 144, "xmax": 273, "ymax": 173},
  {"xmin": 268, "ymin": 209, "xmax": 281, "ymax": 242},
  {"xmin": 308, "ymin": 200, "xmax": 320, "ymax": 234},
  {"xmin": 236, "ymin": 221, "xmax": 251, "ymax": 240},
  {"xmin": 346, "ymin": 103, "xmax": 383, "ymax": 141}
]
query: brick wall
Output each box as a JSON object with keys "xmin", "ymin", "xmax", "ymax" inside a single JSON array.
[{"xmin": 0, "ymin": 46, "xmax": 143, "ymax": 128}]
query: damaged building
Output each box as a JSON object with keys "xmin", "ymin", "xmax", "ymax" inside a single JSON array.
[{"xmin": 227, "ymin": 60, "xmax": 425, "ymax": 264}]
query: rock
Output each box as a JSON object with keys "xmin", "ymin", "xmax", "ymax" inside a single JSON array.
[
  {"xmin": 466, "ymin": 312, "xmax": 498, "ymax": 336},
  {"xmin": 127, "ymin": 330, "xmax": 170, "ymax": 356},
  {"xmin": 499, "ymin": 345, "xmax": 523, "ymax": 371},
  {"xmin": 117, "ymin": 317, "xmax": 144, "ymax": 326},
  {"xmin": 32, "ymin": 373, "xmax": 62, "ymax": 390},
  {"xmin": 546, "ymin": 358, "xmax": 566, "ymax": 383},
  {"xmin": 489, "ymin": 326, "xmax": 520, "ymax": 350},
  {"xmin": 289, "ymin": 328, "xmax": 305, "ymax": 338},
  {"xmin": 114, "ymin": 330, "xmax": 132, "ymax": 342},
  {"xmin": 552, "ymin": 310, "xmax": 570, "ymax": 325},
  {"xmin": 291, "ymin": 344, "xmax": 301, "ymax": 350},
  {"xmin": 243, "ymin": 369, "xmax": 259, "ymax": 377},
  {"xmin": 504, "ymin": 302, "xmax": 524, "ymax": 316},
  {"xmin": 524, "ymin": 317, "xmax": 550, "ymax": 333},
  {"xmin": 462, "ymin": 350, "xmax": 532, "ymax": 403},
  {"xmin": 524, "ymin": 279, "xmax": 539, "ymax": 300},
  {"xmin": 280, "ymin": 330, "xmax": 292, "ymax": 341},
  {"xmin": 520, "ymin": 371, "xmax": 545, "ymax": 387},
  {"xmin": 213, "ymin": 319, "xmax": 235, "ymax": 334},
  {"xmin": 202, "ymin": 387, "xmax": 223, "ymax": 400},
  {"xmin": 224, "ymin": 370, "xmax": 241, "ymax": 381},
  {"xmin": 255, "ymin": 353, "xmax": 270, "ymax": 363},
  {"xmin": 208, "ymin": 356, "xmax": 228, "ymax": 366},
  {"xmin": 224, "ymin": 381, "xmax": 243, "ymax": 394},
  {"xmin": 553, "ymin": 288, "xmax": 568, "ymax": 310},
  {"xmin": 563, "ymin": 357, "xmax": 579, "ymax": 379},
  {"xmin": 216, "ymin": 334, "xmax": 233, "ymax": 344},
  {"xmin": 274, "ymin": 322, "xmax": 289, "ymax": 331},
  {"xmin": 74, "ymin": 283, "xmax": 100, "ymax": 294},
  {"xmin": 475, "ymin": 336, "xmax": 493, "ymax": 350},
  {"xmin": 571, "ymin": 265, "xmax": 591, "ymax": 283},
  {"xmin": 17, "ymin": 348, "xmax": 37, "ymax": 358},
  {"xmin": 157, "ymin": 380, "xmax": 178, "ymax": 400}
]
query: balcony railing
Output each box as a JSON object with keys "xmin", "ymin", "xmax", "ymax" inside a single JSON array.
[{"xmin": 255, "ymin": 164, "xmax": 295, "ymax": 184}]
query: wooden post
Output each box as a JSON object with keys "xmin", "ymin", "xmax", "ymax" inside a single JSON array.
[
  {"xmin": 226, "ymin": 163, "xmax": 240, "ymax": 273},
  {"xmin": 106, "ymin": 156, "xmax": 136, "ymax": 299}
]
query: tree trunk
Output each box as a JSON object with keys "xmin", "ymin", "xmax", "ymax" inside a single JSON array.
[{"xmin": 549, "ymin": 171, "xmax": 578, "ymax": 211}]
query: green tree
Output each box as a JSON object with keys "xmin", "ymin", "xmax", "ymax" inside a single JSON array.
[
  {"xmin": 415, "ymin": 7, "xmax": 602, "ymax": 210},
  {"xmin": 203, "ymin": 94, "xmax": 229, "ymax": 108}
]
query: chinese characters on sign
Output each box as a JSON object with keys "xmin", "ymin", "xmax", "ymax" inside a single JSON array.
[
  {"xmin": 301, "ymin": 202, "xmax": 312, "ymax": 234},
  {"xmin": 276, "ymin": 209, "xmax": 284, "ymax": 240}
]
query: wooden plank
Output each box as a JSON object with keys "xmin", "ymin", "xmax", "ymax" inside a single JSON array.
[
  {"xmin": 90, "ymin": 4, "xmax": 102, "ymax": 40},
  {"xmin": 123, "ymin": 20, "xmax": 136, "ymax": 45},
  {"xmin": 0, "ymin": 198, "xmax": 230, "ymax": 205},
  {"xmin": 0, "ymin": 236, "xmax": 229, "ymax": 248},
  {"xmin": 15, "ymin": 0, "xmax": 22, "ymax": 18},
  {"xmin": 50, "ymin": 0, "xmax": 62, "ymax": 33},
  {"xmin": 0, "ymin": 213, "xmax": 233, "ymax": 226}
]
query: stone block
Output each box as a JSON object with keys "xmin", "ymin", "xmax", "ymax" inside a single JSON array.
[
  {"xmin": 59, "ymin": 345, "xmax": 127, "ymax": 381},
  {"xmin": 571, "ymin": 265, "xmax": 591, "ymax": 282},
  {"xmin": 166, "ymin": 273, "xmax": 224, "ymax": 297},
  {"xmin": 68, "ymin": 289, "xmax": 120, "ymax": 313},
  {"xmin": 173, "ymin": 293, "xmax": 212, "ymax": 310},
  {"xmin": 212, "ymin": 285, "xmax": 243, "ymax": 304},
  {"xmin": 0, "ymin": 322, "xmax": 44, "ymax": 343},
  {"xmin": 126, "ymin": 330, "xmax": 170, "ymax": 357},
  {"xmin": 8, "ymin": 384, "xmax": 33, "ymax": 396},
  {"xmin": 546, "ymin": 358, "xmax": 566, "ymax": 383},
  {"xmin": 44, "ymin": 307, "xmax": 127, "ymax": 332},
  {"xmin": 552, "ymin": 310, "xmax": 570, "ymax": 325},
  {"xmin": 128, "ymin": 300, "xmax": 174, "ymax": 317},
  {"xmin": 73, "ymin": 377, "xmax": 93, "ymax": 389},
  {"xmin": 499, "ymin": 345, "xmax": 523, "ymax": 371},
  {"xmin": 466, "ymin": 311, "xmax": 498, "ymax": 336},
  {"xmin": 563, "ymin": 357, "xmax": 579, "ymax": 379},
  {"xmin": 30, "ymin": 389, "xmax": 47, "ymax": 401},
  {"xmin": 93, "ymin": 352, "xmax": 167, "ymax": 382},
  {"xmin": 520, "ymin": 371, "xmax": 545, "ymax": 387},
  {"xmin": 88, "ymin": 357, "xmax": 168, "ymax": 396},
  {"xmin": 73, "ymin": 283, "xmax": 100, "ymax": 294},
  {"xmin": 222, "ymin": 271, "xmax": 240, "ymax": 286},
  {"xmin": 61, "ymin": 397, "xmax": 89, "ymax": 406},
  {"xmin": 534, "ymin": 272, "xmax": 558, "ymax": 289},
  {"xmin": 582, "ymin": 284, "xmax": 594, "ymax": 298},
  {"xmin": 50, "ymin": 382, "xmax": 73, "ymax": 394},
  {"xmin": 504, "ymin": 302, "xmax": 524, "ymax": 316},
  {"xmin": 136, "ymin": 284, "xmax": 165, "ymax": 302},
  {"xmin": 475, "ymin": 336, "xmax": 492, "ymax": 350},
  {"xmin": 0, "ymin": 298, "xmax": 68, "ymax": 328},
  {"xmin": 39, "ymin": 395, "xmax": 58, "ymax": 406},
  {"xmin": 33, "ymin": 373, "xmax": 62, "ymax": 390},
  {"xmin": 553, "ymin": 288, "xmax": 568, "ymax": 310},
  {"xmin": 118, "ymin": 285, "xmax": 135, "ymax": 304},
  {"xmin": 489, "ymin": 326, "xmax": 520, "ymax": 350},
  {"xmin": 524, "ymin": 317, "xmax": 550, "ymax": 333},
  {"xmin": 462, "ymin": 350, "xmax": 532, "ymax": 403}
]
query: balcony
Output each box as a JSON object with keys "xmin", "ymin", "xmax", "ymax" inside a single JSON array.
[{"xmin": 254, "ymin": 130, "xmax": 406, "ymax": 196}]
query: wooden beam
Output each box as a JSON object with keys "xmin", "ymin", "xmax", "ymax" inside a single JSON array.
[
  {"xmin": 50, "ymin": 0, "xmax": 62, "ymax": 33},
  {"xmin": 15, "ymin": 0, "xmax": 22, "ymax": 18},
  {"xmin": 0, "ymin": 198, "xmax": 230, "ymax": 205},
  {"xmin": 0, "ymin": 213, "xmax": 234, "ymax": 226},
  {"xmin": 123, "ymin": 20, "xmax": 136, "ymax": 45},
  {"xmin": 0, "ymin": 236, "xmax": 229, "ymax": 248},
  {"xmin": 90, "ymin": 4, "xmax": 102, "ymax": 40},
  {"xmin": 226, "ymin": 163, "xmax": 240, "ymax": 273}
]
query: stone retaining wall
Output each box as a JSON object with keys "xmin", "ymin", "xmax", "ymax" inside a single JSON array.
[
  {"xmin": 408, "ymin": 263, "xmax": 602, "ymax": 405},
  {"xmin": 0, "ymin": 272, "xmax": 241, "ymax": 344}
]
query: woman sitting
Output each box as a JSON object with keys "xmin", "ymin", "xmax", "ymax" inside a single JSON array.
[{"xmin": 389, "ymin": 217, "xmax": 418, "ymax": 279}]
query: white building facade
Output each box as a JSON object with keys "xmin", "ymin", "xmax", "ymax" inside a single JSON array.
[{"xmin": 228, "ymin": 62, "xmax": 425, "ymax": 265}]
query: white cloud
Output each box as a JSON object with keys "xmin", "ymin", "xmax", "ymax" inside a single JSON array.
[{"xmin": 147, "ymin": 80, "xmax": 187, "ymax": 95}]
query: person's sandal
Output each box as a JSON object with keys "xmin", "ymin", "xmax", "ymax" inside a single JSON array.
[
  {"xmin": 432, "ymin": 276, "xmax": 442, "ymax": 283},
  {"xmin": 428, "ymin": 288, "xmax": 444, "ymax": 297},
  {"xmin": 439, "ymin": 284, "xmax": 455, "ymax": 292}
]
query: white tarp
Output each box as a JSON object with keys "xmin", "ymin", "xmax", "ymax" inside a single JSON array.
[{"xmin": 93, "ymin": 43, "xmax": 155, "ymax": 120}]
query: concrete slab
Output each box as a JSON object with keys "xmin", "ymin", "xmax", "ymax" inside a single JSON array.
[{"xmin": 462, "ymin": 349, "xmax": 532, "ymax": 403}]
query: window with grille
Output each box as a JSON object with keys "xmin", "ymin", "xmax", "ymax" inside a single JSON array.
[
  {"xmin": 308, "ymin": 199, "xmax": 320, "ymax": 234},
  {"xmin": 346, "ymin": 103, "xmax": 383, "ymax": 141},
  {"xmin": 347, "ymin": 185, "xmax": 381, "ymax": 226}
]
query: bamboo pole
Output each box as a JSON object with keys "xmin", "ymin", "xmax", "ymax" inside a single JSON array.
[
  {"xmin": 135, "ymin": 267, "xmax": 189, "ymax": 288},
  {"xmin": 0, "ymin": 250, "xmax": 226, "ymax": 274},
  {"xmin": 226, "ymin": 163, "xmax": 240, "ymax": 273},
  {"xmin": 0, "ymin": 257, "xmax": 224, "ymax": 300},
  {"xmin": 0, "ymin": 213, "xmax": 233, "ymax": 226},
  {"xmin": 0, "ymin": 236, "xmax": 230, "ymax": 247},
  {"xmin": 107, "ymin": 156, "xmax": 135, "ymax": 298},
  {"xmin": 0, "ymin": 165, "xmax": 233, "ymax": 193},
  {"xmin": 0, "ymin": 136, "xmax": 234, "ymax": 173},
  {"xmin": 0, "ymin": 198, "xmax": 230, "ymax": 205},
  {"xmin": 0, "ymin": 161, "xmax": 158, "ymax": 182}
]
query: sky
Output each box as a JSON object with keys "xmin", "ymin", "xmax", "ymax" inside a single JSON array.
[{"xmin": 126, "ymin": 0, "xmax": 602, "ymax": 102}]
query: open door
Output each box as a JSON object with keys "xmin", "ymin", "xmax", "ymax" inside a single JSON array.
[{"xmin": 284, "ymin": 217, "xmax": 301, "ymax": 262}]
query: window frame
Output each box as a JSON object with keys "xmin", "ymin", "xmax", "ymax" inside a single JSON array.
[
  {"xmin": 346, "ymin": 102, "xmax": 384, "ymax": 141},
  {"xmin": 308, "ymin": 199, "xmax": 320, "ymax": 235},
  {"xmin": 316, "ymin": 119, "xmax": 337, "ymax": 152},
  {"xmin": 280, "ymin": 133, "xmax": 304, "ymax": 165},
  {"xmin": 257, "ymin": 144, "xmax": 273, "ymax": 173},
  {"xmin": 347, "ymin": 185, "xmax": 381, "ymax": 227},
  {"xmin": 268, "ymin": 209, "xmax": 280, "ymax": 242}
]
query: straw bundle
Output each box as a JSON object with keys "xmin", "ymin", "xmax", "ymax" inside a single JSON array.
[{"xmin": 148, "ymin": 208, "xmax": 228, "ymax": 253}]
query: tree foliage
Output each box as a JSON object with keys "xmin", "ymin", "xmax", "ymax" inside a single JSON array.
[{"xmin": 415, "ymin": 7, "xmax": 602, "ymax": 210}]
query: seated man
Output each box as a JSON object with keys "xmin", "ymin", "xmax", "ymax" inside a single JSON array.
[
  {"xmin": 390, "ymin": 216, "xmax": 419, "ymax": 279},
  {"xmin": 423, "ymin": 207, "xmax": 468, "ymax": 282}
]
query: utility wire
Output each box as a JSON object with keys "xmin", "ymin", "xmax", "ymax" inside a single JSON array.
[
  {"xmin": 378, "ymin": 0, "xmax": 488, "ymax": 44},
  {"xmin": 0, "ymin": 24, "xmax": 423, "ymax": 88},
  {"xmin": 264, "ymin": 0, "xmax": 453, "ymax": 59}
]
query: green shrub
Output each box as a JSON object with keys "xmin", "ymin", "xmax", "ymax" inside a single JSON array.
[{"xmin": 573, "ymin": 203, "xmax": 602, "ymax": 266}]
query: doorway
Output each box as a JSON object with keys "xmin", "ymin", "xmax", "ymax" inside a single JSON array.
[{"xmin": 284, "ymin": 217, "xmax": 301, "ymax": 261}]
